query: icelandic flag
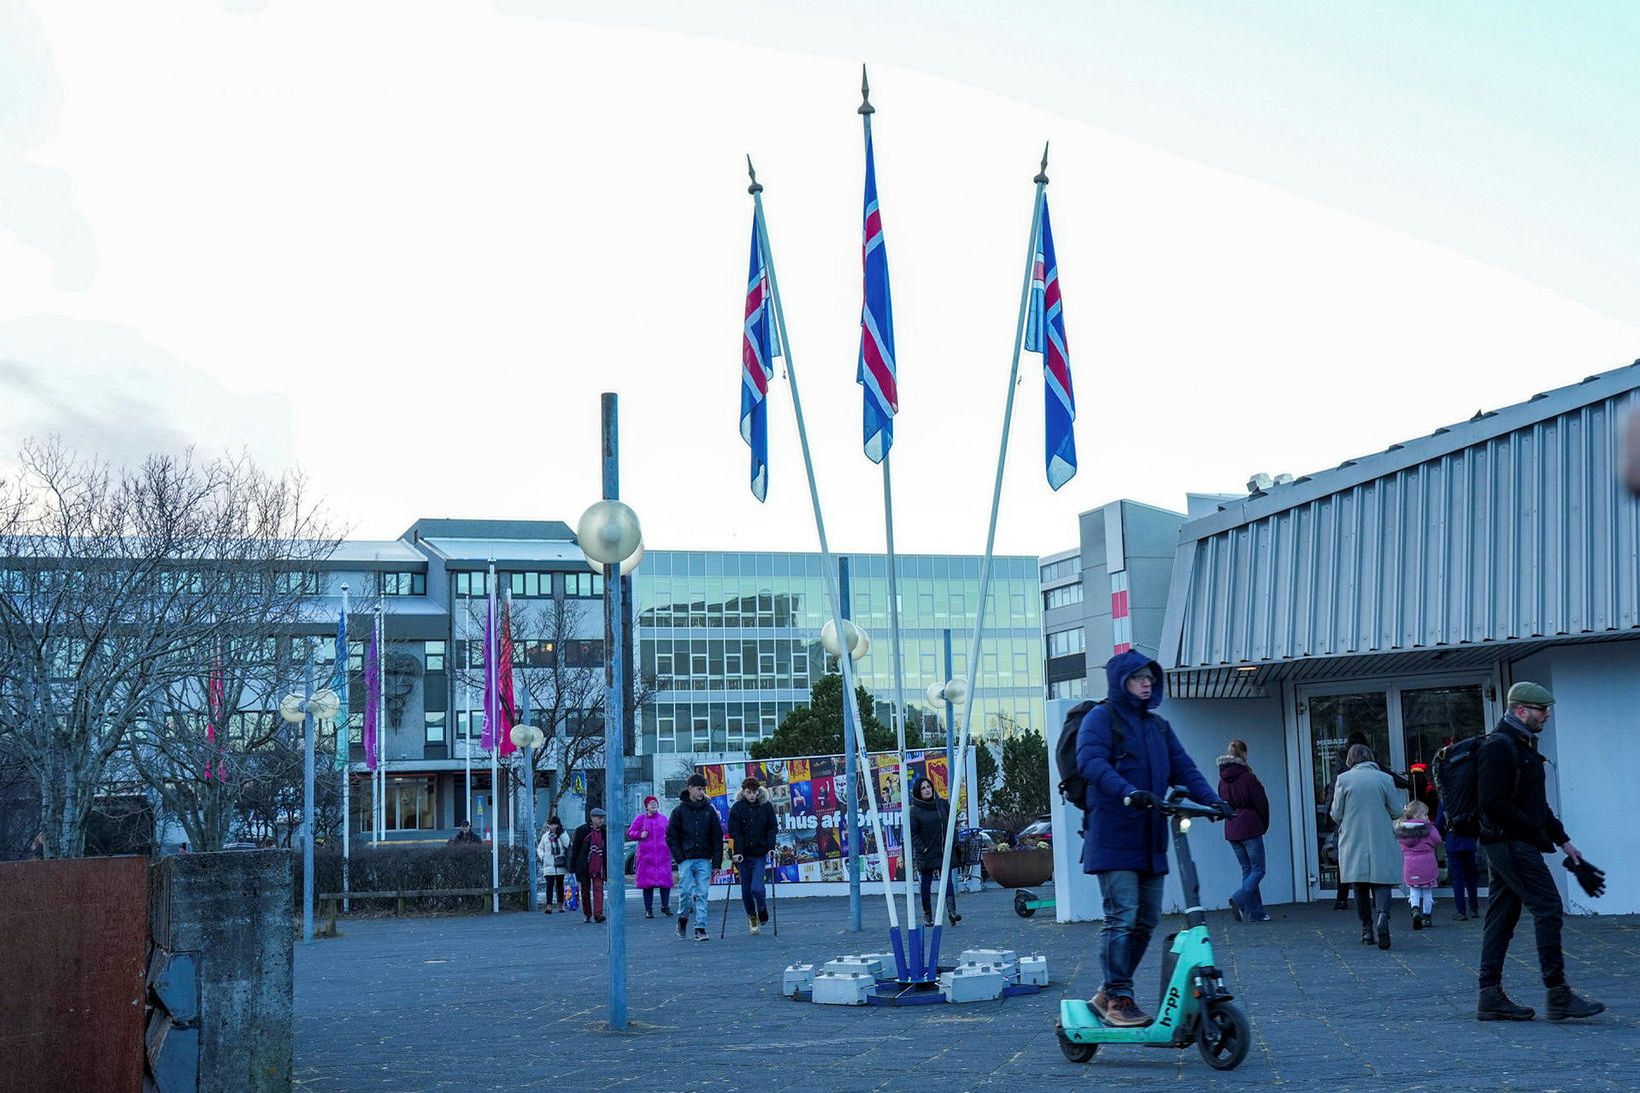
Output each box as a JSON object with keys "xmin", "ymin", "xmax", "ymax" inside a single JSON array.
[
  {"xmin": 363, "ymin": 621, "xmax": 380, "ymax": 770},
  {"xmin": 741, "ymin": 214, "xmax": 780, "ymax": 501},
  {"xmin": 481, "ymin": 588, "xmax": 498, "ymax": 751},
  {"xmin": 334, "ymin": 608, "xmax": 349, "ymax": 770},
  {"xmin": 1025, "ymin": 197, "xmax": 1077, "ymax": 490},
  {"xmin": 857, "ymin": 129, "xmax": 898, "ymax": 463}
]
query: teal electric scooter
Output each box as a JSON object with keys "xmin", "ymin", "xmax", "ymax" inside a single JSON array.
[{"xmin": 1056, "ymin": 790, "xmax": 1252, "ymax": 1071}]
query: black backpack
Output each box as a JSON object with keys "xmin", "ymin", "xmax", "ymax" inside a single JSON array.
[
  {"xmin": 1055, "ymin": 700, "xmax": 1118, "ymax": 813},
  {"xmin": 1431, "ymin": 735, "xmax": 1484, "ymax": 837}
]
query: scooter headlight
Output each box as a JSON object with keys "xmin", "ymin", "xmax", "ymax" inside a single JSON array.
[{"xmin": 1179, "ymin": 817, "xmax": 1192, "ymax": 833}]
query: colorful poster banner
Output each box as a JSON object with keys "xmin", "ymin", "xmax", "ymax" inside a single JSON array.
[{"xmin": 695, "ymin": 748, "xmax": 968, "ymax": 884}]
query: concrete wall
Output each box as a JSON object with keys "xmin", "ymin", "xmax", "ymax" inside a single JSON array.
[
  {"xmin": 151, "ymin": 849, "xmax": 294, "ymax": 1091},
  {"xmin": 1047, "ymin": 692, "xmax": 1291, "ymax": 921},
  {"xmin": 1528, "ymin": 642, "xmax": 1640, "ymax": 914}
]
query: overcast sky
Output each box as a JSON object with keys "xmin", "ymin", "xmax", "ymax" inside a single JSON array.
[{"xmin": 3, "ymin": 2, "xmax": 1638, "ymax": 557}]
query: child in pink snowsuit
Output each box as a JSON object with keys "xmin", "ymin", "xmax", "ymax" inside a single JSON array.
[{"xmin": 1395, "ymin": 799, "xmax": 1443, "ymax": 931}]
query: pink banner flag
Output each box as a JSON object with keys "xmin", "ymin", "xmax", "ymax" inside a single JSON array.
[
  {"xmin": 498, "ymin": 598, "xmax": 517, "ymax": 757},
  {"xmin": 481, "ymin": 590, "xmax": 498, "ymax": 751}
]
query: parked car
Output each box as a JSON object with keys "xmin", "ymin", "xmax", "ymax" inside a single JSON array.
[{"xmin": 1013, "ymin": 816, "xmax": 1053, "ymax": 845}]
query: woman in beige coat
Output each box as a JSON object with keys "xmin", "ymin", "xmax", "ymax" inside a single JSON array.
[{"xmin": 1330, "ymin": 743, "xmax": 1402, "ymax": 950}]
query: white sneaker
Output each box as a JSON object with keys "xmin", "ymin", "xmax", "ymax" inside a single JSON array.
[
  {"xmin": 748, "ymin": 915, "xmax": 761, "ymax": 935},
  {"xmin": 693, "ymin": 928, "xmax": 710, "ymax": 942}
]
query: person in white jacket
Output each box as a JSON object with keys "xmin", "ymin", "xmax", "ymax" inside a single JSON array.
[{"xmin": 536, "ymin": 818, "xmax": 569, "ymax": 913}]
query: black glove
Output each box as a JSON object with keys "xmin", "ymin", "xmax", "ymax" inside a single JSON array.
[
  {"xmin": 1125, "ymin": 790, "xmax": 1161, "ymax": 811},
  {"xmin": 1212, "ymin": 801, "xmax": 1235, "ymax": 821},
  {"xmin": 1563, "ymin": 856, "xmax": 1606, "ymax": 899}
]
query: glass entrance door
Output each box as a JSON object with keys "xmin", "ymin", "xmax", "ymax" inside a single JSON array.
[
  {"xmin": 1306, "ymin": 691, "xmax": 1391, "ymax": 894},
  {"xmin": 1300, "ymin": 677, "xmax": 1494, "ymax": 898}
]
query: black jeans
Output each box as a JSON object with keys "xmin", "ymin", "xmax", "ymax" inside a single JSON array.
[
  {"xmin": 1479, "ymin": 840, "xmax": 1565, "ymax": 990},
  {"xmin": 1448, "ymin": 849, "xmax": 1480, "ymax": 917},
  {"xmin": 1353, "ymin": 883, "xmax": 1391, "ymax": 929},
  {"xmin": 641, "ymin": 886, "xmax": 672, "ymax": 913},
  {"xmin": 919, "ymin": 866, "xmax": 956, "ymax": 919},
  {"xmin": 543, "ymin": 874, "xmax": 565, "ymax": 906}
]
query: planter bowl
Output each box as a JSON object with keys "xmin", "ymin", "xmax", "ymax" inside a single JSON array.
[{"xmin": 981, "ymin": 847, "xmax": 1053, "ymax": 888}]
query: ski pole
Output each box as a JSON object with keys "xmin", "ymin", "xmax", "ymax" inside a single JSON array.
[{"xmin": 720, "ymin": 860, "xmax": 738, "ymax": 938}]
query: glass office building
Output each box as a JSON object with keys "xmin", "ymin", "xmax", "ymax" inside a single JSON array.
[{"xmin": 633, "ymin": 551, "xmax": 1044, "ymax": 766}]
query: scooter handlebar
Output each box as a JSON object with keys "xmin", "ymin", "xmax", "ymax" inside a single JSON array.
[{"xmin": 1122, "ymin": 794, "xmax": 1226, "ymax": 820}]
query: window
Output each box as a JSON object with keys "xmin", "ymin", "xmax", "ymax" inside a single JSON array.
[
  {"xmin": 564, "ymin": 640, "xmax": 603, "ymax": 667},
  {"xmin": 271, "ymin": 570, "xmax": 321, "ymax": 595},
  {"xmin": 1047, "ymin": 627, "xmax": 1085, "ymax": 658},
  {"xmin": 1040, "ymin": 557, "xmax": 1077, "ymax": 583},
  {"xmin": 508, "ymin": 571, "xmax": 553, "ymax": 598},
  {"xmin": 424, "ymin": 641, "xmax": 445, "ymax": 672},
  {"xmin": 348, "ymin": 640, "xmax": 364, "ymax": 672},
  {"xmin": 379, "ymin": 571, "xmax": 425, "ymax": 596},
  {"xmin": 1044, "ymin": 584, "xmax": 1084, "ymax": 610},
  {"xmin": 424, "ymin": 711, "xmax": 446, "ymax": 744},
  {"xmin": 348, "ymin": 712, "xmax": 363, "ymax": 747},
  {"xmin": 564, "ymin": 572, "xmax": 605, "ymax": 598},
  {"xmin": 453, "ymin": 571, "xmax": 491, "ymax": 597},
  {"xmin": 1048, "ymin": 677, "xmax": 1087, "ymax": 700}
]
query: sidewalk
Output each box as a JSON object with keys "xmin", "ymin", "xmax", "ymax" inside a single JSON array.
[{"xmin": 294, "ymin": 889, "xmax": 1640, "ymax": 1090}]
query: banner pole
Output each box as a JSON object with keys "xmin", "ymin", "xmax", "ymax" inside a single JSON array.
[
  {"xmin": 749, "ymin": 160, "xmax": 904, "ymax": 976},
  {"xmin": 930, "ymin": 147, "xmax": 1050, "ymax": 969}
]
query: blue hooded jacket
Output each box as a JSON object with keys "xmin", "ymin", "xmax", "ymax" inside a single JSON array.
[{"xmin": 1075, "ymin": 650, "xmax": 1220, "ymax": 874}]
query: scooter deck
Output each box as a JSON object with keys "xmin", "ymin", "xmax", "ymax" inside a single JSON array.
[{"xmin": 1059, "ymin": 999, "xmax": 1171, "ymax": 1045}]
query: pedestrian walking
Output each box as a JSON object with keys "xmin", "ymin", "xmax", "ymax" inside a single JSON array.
[
  {"xmin": 667, "ymin": 773, "xmax": 724, "ymax": 942},
  {"xmin": 908, "ymin": 775, "xmax": 962, "ymax": 927},
  {"xmin": 569, "ymin": 807, "xmax": 609, "ymax": 924},
  {"xmin": 1474, "ymin": 682, "xmax": 1603, "ymax": 1022},
  {"xmin": 1435, "ymin": 800, "xmax": 1479, "ymax": 921},
  {"xmin": 1075, "ymin": 651, "xmax": 1231, "ymax": 1028},
  {"xmin": 627, "ymin": 796, "xmax": 673, "ymax": 919},
  {"xmin": 1217, "ymin": 739, "xmax": 1271, "ymax": 923},
  {"xmin": 536, "ymin": 817, "xmax": 569, "ymax": 913},
  {"xmin": 727, "ymin": 777, "xmax": 777, "ymax": 934},
  {"xmin": 449, "ymin": 819, "xmax": 482, "ymax": 845},
  {"xmin": 1395, "ymin": 800, "xmax": 1443, "ymax": 930},
  {"xmin": 1330, "ymin": 743, "xmax": 1401, "ymax": 950}
]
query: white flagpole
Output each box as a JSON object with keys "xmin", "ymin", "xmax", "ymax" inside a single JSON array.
[
  {"xmin": 748, "ymin": 160, "xmax": 903, "ymax": 953},
  {"xmin": 462, "ymin": 589, "xmax": 472, "ymax": 830},
  {"xmin": 859, "ymin": 68, "xmax": 919, "ymax": 951},
  {"xmin": 340, "ymin": 583, "xmax": 351, "ymax": 912},
  {"xmin": 488, "ymin": 560, "xmax": 500, "ymax": 913},
  {"xmin": 932, "ymin": 147, "xmax": 1050, "ymax": 940},
  {"xmin": 376, "ymin": 604, "xmax": 387, "ymax": 844}
]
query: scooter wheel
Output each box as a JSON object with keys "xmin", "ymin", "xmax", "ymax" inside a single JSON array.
[
  {"xmin": 1014, "ymin": 890, "xmax": 1037, "ymax": 918},
  {"xmin": 1056, "ymin": 1024, "xmax": 1097, "ymax": 1063},
  {"xmin": 1196, "ymin": 1002, "xmax": 1251, "ymax": 1071}
]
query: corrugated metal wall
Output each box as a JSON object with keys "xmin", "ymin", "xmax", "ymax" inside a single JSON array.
[{"xmin": 1172, "ymin": 392, "xmax": 1640, "ymax": 668}]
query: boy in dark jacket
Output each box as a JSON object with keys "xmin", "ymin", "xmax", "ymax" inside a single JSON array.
[
  {"xmin": 1474, "ymin": 683, "xmax": 1602, "ymax": 1022},
  {"xmin": 1076, "ymin": 651, "xmax": 1229, "ymax": 1028},
  {"xmin": 667, "ymin": 773, "xmax": 725, "ymax": 942},
  {"xmin": 727, "ymin": 777, "xmax": 778, "ymax": 934}
]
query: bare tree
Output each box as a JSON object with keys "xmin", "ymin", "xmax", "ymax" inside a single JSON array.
[
  {"xmin": 455, "ymin": 593, "xmax": 655, "ymax": 825},
  {"xmin": 0, "ymin": 440, "xmax": 340, "ymax": 858}
]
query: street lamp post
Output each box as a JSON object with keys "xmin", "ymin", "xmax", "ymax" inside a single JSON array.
[
  {"xmin": 278, "ymin": 639, "xmax": 340, "ymax": 944},
  {"xmin": 577, "ymin": 392, "xmax": 644, "ymax": 1032},
  {"xmin": 510, "ymin": 722, "xmax": 547, "ymax": 911}
]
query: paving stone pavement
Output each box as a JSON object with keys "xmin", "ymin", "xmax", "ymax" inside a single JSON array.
[{"xmin": 294, "ymin": 887, "xmax": 1640, "ymax": 1091}]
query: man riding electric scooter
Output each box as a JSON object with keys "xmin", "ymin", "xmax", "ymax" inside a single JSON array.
[{"xmin": 1075, "ymin": 651, "xmax": 1232, "ymax": 1027}]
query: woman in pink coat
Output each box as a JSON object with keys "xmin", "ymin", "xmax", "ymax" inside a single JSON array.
[{"xmin": 628, "ymin": 796, "xmax": 673, "ymax": 918}]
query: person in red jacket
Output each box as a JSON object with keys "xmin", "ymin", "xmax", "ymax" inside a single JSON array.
[{"xmin": 1218, "ymin": 739, "xmax": 1272, "ymax": 922}]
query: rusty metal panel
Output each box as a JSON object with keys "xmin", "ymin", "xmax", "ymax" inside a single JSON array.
[{"xmin": 0, "ymin": 857, "xmax": 149, "ymax": 1093}]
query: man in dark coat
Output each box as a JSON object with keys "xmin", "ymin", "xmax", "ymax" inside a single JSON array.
[
  {"xmin": 1076, "ymin": 650, "xmax": 1228, "ymax": 1028},
  {"xmin": 1474, "ymin": 682, "xmax": 1602, "ymax": 1022},
  {"xmin": 667, "ymin": 773, "xmax": 724, "ymax": 942},
  {"xmin": 727, "ymin": 776, "xmax": 778, "ymax": 934},
  {"xmin": 568, "ymin": 807, "xmax": 609, "ymax": 923}
]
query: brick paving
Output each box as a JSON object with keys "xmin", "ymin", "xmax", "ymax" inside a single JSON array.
[{"xmin": 294, "ymin": 887, "xmax": 1640, "ymax": 1090}]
